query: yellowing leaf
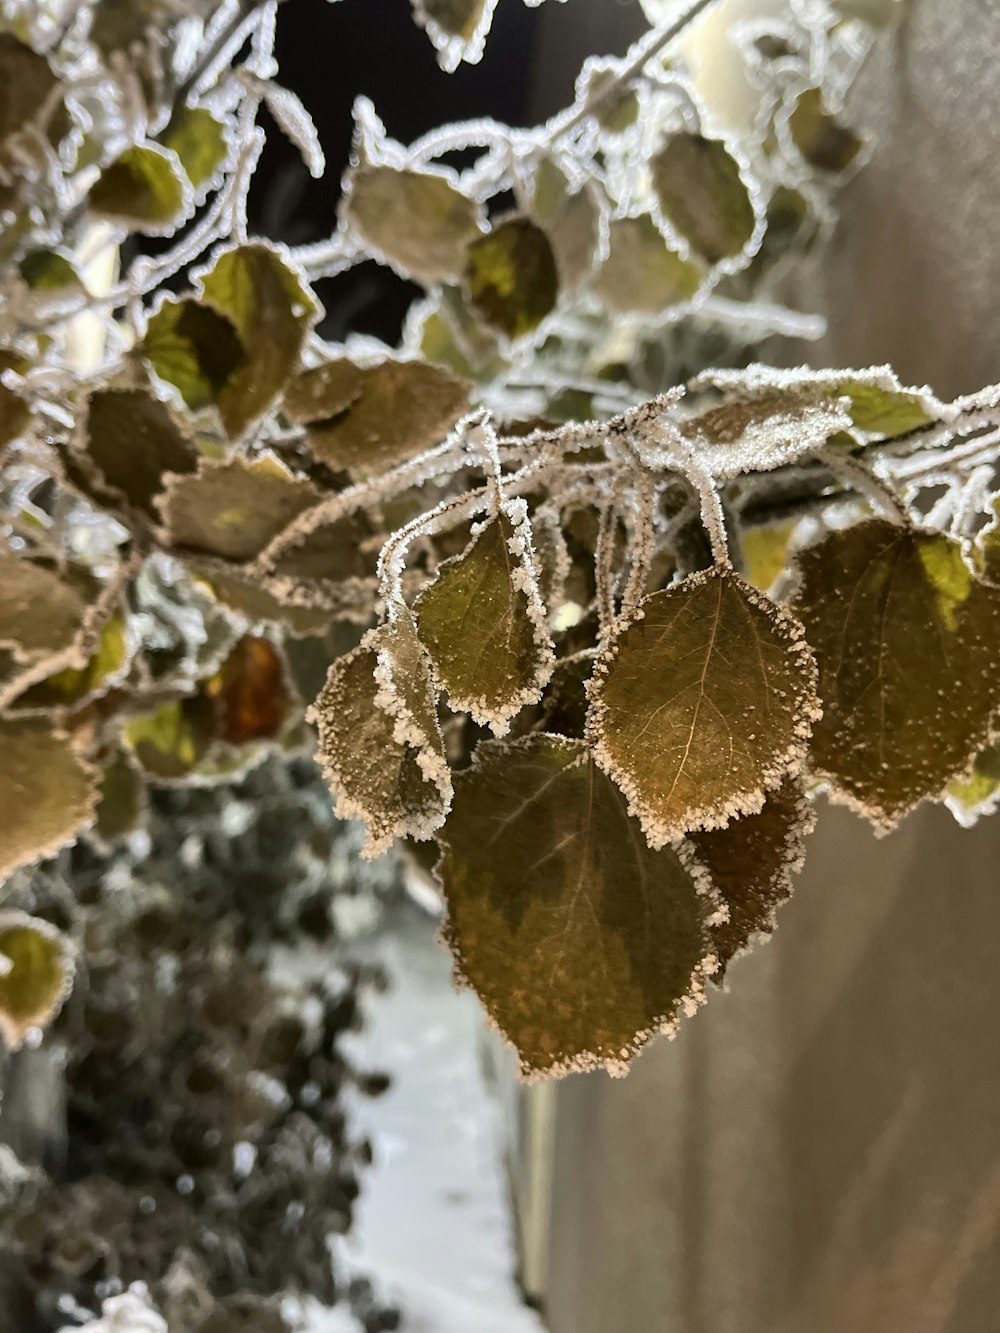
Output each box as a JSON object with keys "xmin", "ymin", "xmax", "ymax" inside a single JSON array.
[
  {"xmin": 793, "ymin": 520, "xmax": 1000, "ymax": 827},
  {"xmin": 309, "ymin": 621, "xmax": 451, "ymax": 858},
  {"xmin": 589, "ymin": 566, "xmax": 818, "ymax": 846},
  {"xmin": 411, "ymin": 0, "xmax": 498, "ymax": 70},
  {"xmin": 88, "ymin": 144, "xmax": 190, "ymax": 234},
  {"xmin": 159, "ymin": 455, "xmax": 320, "ymax": 562},
  {"xmin": 0, "ymin": 718, "xmax": 98, "ymax": 878},
  {"xmin": 437, "ymin": 735, "xmax": 715, "ymax": 1078},
  {"xmin": 0, "ymin": 913, "xmax": 74, "ymax": 1051},
  {"xmin": 650, "ymin": 132, "xmax": 756, "ymax": 264},
  {"xmin": 0, "ymin": 554, "xmax": 87, "ymax": 662},
  {"xmin": 343, "ymin": 164, "xmax": 482, "ymax": 283},
  {"xmin": 202, "ymin": 635, "xmax": 293, "ymax": 745},
  {"xmin": 124, "ymin": 696, "xmax": 214, "ymax": 779},
  {"xmin": 834, "ymin": 380, "xmax": 933, "ymax": 437},
  {"xmin": 465, "ymin": 217, "xmax": 559, "ymax": 339},
  {"xmin": 82, "ymin": 387, "xmax": 198, "ymax": 514},
  {"xmin": 144, "ymin": 297, "xmax": 247, "ymax": 413},
  {"xmin": 592, "ymin": 215, "xmax": 702, "ymax": 315},
  {"xmin": 159, "ymin": 105, "xmax": 229, "ymax": 189},
  {"xmin": 19, "ymin": 249, "xmax": 83, "ymax": 291},
  {"xmin": 93, "ymin": 747, "xmax": 146, "ymax": 843},
  {"xmin": 786, "ymin": 86, "xmax": 863, "ymax": 174},
  {"xmin": 416, "ymin": 510, "xmax": 554, "ymax": 733},
  {"xmin": 692, "ymin": 777, "xmax": 813, "ymax": 979}
]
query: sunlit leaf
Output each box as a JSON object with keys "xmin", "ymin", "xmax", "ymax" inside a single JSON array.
[
  {"xmin": 144, "ymin": 298, "xmax": 247, "ymax": 413},
  {"xmin": 159, "ymin": 454, "xmax": 320, "ymax": 562},
  {"xmin": 437, "ymin": 734, "xmax": 715, "ymax": 1078},
  {"xmin": 681, "ymin": 389, "xmax": 851, "ymax": 478},
  {"xmin": 202, "ymin": 635, "xmax": 293, "ymax": 745},
  {"xmin": 0, "ymin": 553, "xmax": 87, "ymax": 661},
  {"xmin": 88, "ymin": 144, "xmax": 191, "ymax": 235},
  {"xmin": 741, "ymin": 520, "xmax": 798, "ymax": 594},
  {"xmin": 159, "ymin": 104, "xmax": 229, "ymax": 189},
  {"xmin": 787, "ymin": 87, "xmax": 863, "ymax": 173},
  {"xmin": 692, "ymin": 776, "xmax": 813, "ymax": 979},
  {"xmin": 82, "ymin": 387, "xmax": 198, "ymax": 514},
  {"xmin": 0, "ymin": 913, "xmax": 74, "ymax": 1051},
  {"xmin": 589, "ymin": 566, "xmax": 818, "ymax": 846},
  {"xmin": 834, "ymin": 380, "xmax": 933, "ymax": 437},
  {"xmin": 0, "ymin": 718, "xmax": 98, "ymax": 878},
  {"xmin": 343, "ymin": 163, "xmax": 483, "ymax": 283},
  {"xmin": 416, "ymin": 509, "xmax": 554, "ymax": 733},
  {"xmin": 465, "ymin": 217, "xmax": 559, "ymax": 339},
  {"xmin": 793, "ymin": 520, "xmax": 1000, "ymax": 827},
  {"xmin": 650, "ymin": 132, "xmax": 756, "ymax": 264},
  {"xmin": 592, "ymin": 215, "xmax": 702, "ymax": 314}
]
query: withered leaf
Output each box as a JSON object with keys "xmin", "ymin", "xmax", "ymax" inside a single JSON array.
[
  {"xmin": 793, "ymin": 520, "xmax": 1000, "ymax": 827},
  {"xmin": 0, "ymin": 913, "xmax": 74, "ymax": 1051},
  {"xmin": 159, "ymin": 455, "xmax": 321, "ymax": 562},
  {"xmin": 83, "ymin": 387, "xmax": 198, "ymax": 514},
  {"xmin": 465, "ymin": 217, "xmax": 559, "ymax": 339},
  {"xmin": 692, "ymin": 776, "xmax": 814, "ymax": 979},
  {"xmin": 343, "ymin": 163, "xmax": 483, "ymax": 284},
  {"xmin": 592, "ymin": 215, "xmax": 702, "ymax": 315},
  {"xmin": 0, "ymin": 718, "xmax": 98, "ymax": 878},
  {"xmin": 589, "ymin": 566, "xmax": 817, "ymax": 846},
  {"xmin": 88, "ymin": 144, "xmax": 190, "ymax": 234},
  {"xmin": 437, "ymin": 734, "xmax": 714, "ymax": 1078},
  {"xmin": 650, "ymin": 132, "xmax": 756, "ymax": 264},
  {"xmin": 416, "ymin": 510, "xmax": 554, "ymax": 733}
]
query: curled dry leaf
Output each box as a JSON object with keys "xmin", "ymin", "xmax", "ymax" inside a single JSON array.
[
  {"xmin": 0, "ymin": 717, "xmax": 99, "ymax": 879},
  {"xmin": 0, "ymin": 912, "xmax": 74, "ymax": 1051},
  {"xmin": 650, "ymin": 132, "xmax": 757, "ymax": 265},
  {"xmin": 588, "ymin": 565, "xmax": 818, "ymax": 846},
  {"xmin": 793, "ymin": 520, "xmax": 1000, "ymax": 828},
  {"xmin": 415, "ymin": 508, "xmax": 555, "ymax": 734},
  {"xmin": 436, "ymin": 734, "xmax": 716, "ymax": 1078}
]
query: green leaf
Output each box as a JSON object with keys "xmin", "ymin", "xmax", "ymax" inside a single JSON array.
[
  {"xmin": 159, "ymin": 454, "xmax": 320, "ymax": 562},
  {"xmin": 159, "ymin": 104, "xmax": 229, "ymax": 189},
  {"xmin": 124, "ymin": 696, "xmax": 214, "ymax": 780},
  {"xmin": 692, "ymin": 777, "xmax": 813, "ymax": 979},
  {"xmin": 793, "ymin": 520, "xmax": 1000, "ymax": 827},
  {"xmin": 285, "ymin": 358, "xmax": 470, "ymax": 473},
  {"xmin": 681, "ymin": 389, "xmax": 851, "ymax": 478},
  {"xmin": 0, "ymin": 553, "xmax": 87, "ymax": 661},
  {"xmin": 18, "ymin": 249, "xmax": 83, "ymax": 291},
  {"xmin": 465, "ymin": 217, "xmax": 559, "ymax": 339},
  {"xmin": 93, "ymin": 747, "xmax": 146, "ymax": 843},
  {"xmin": 143, "ymin": 297, "xmax": 247, "ymax": 413},
  {"xmin": 82, "ymin": 387, "xmax": 199, "ymax": 514},
  {"xmin": 741, "ymin": 519, "xmax": 799, "ymax": 594},
  {"xmin": 589, "ymin": 566, "xmax": 818, "ymax": 846},
  {"xmin": 437, "ymin": 734, "xmax": 715, "ymax": 1078},
  {"xmin": 343, "ymin": 163, "xmax": 483, "ymax": 283},
  {"xmin": 416, "ymin": 509, "xmax": 554, "ymax": 733},
  {"xmin": 0, "ymin": 34, "xmax": 57, "ymax": 148},
  {"xmin": 946, "ymin": 740, "xmax": 1000, "ymax": 828},
  {"xmin": 309, "ymin": 620, "xmax": 451, "ymax": 857},
  {"xmin": 650, "ymin": 132, "xmax": 757, "ymax": 264},
  {"xmin": 14, "ymin": 612, "xmax": 130, "ymax": 708},
  {"xmin": 88, "ymin": 144, "xmax": 190, "ymax": 234},
  {"xmin": 834, "ymin": 380, "xmax": 933, "ymax": 437},
  {"xmin": 0, "ymin": 718, "xmax": 98, "ymax": 878},
  {"xmin": 0, "ymin": 913, "xmax": 74, "ymax": 1051},
  {"xmin": 592, "ymin": 215, "xmax": 702, "ymax": 314},
  {"xmin": 786, "ymin": 87, "xmax": 863, "ymax": 174}
]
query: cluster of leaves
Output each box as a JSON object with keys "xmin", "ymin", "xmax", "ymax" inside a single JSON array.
[{"xmin": 0, "ymin": 0, "xmax": 992, "ymax": 1195}]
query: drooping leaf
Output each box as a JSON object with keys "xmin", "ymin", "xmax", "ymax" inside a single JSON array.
[
  {"xmin": 589, "ymin": 566, "xmax": 818, "ymax": 846},
  {"xmin": 592, "ymin": 215, "xmax": 702, "ymax": 314},
  {"xmin": 793, "ymin": 520, "xmax": 1000, "ymax": 827},
  {"xmin": 309, "ymin": 623, "xmax": 451, "ymax": 857},
  {"xmin": 416, "ymin": 509, "xmax": 554, "ymax": 733},
  {"xmin": 650, "ymin": 132, "xmax": 756, "ymax": 264},
  {"xmin": 692, "ymin": 776, "xmax": 814, "ymax": 979},
  {"xmin": 437, "ymin": 734, "xmax": 715, "ymax": 1078},
  {"xmin": 144, "ymin": 298, "xmax": 247, "ymax": 413},
  {"xmin": 681, "ymin": 389, "xmax": 851, "ymax": 478},
  {"xmin": 285, "ymin": 358, "xmax": 470, "ymax": 473},
  {"xmin": 0, "ymin": 34, "xmax": 57, "ymax": 149},
  {"xmin": 465, "ymin": 217, "xmax": 559, "ymax": 339},
  {"xmin": 88, "ymin": 144, "xmax": 190, "ymax": 234},
  {"xmin": 201, "ymin": 635, "xmax": 293, "ymax": 745},
  {"xmin": 343, "ymin": 163, "xmax": 483, "ymax": 284},
  {"xmin": 82, "ymin": 387, "xmax": 199, "ymax": 514},
  {"xmin": 159, "ymin": 104, "xmax": 230, "ymax": 189},
  {"xmin": 0, "ymin": 718, "xmax": 98, "ymax": 878},
  {"xmin": 158, "ymin": 455, "xmax": 321, "ymax": 562},
  {"xmin": 0, "ymin": 553, "xmax": 88, "ymax": 661},
  {"xmin": 0, "ymin": 913, "xmax": 74, "ymax": 1051},
  {"xmin": 786, "ymin": 87, "xmax": 863, "ymax": 173}
]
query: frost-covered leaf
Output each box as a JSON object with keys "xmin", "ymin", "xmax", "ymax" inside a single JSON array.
[
  {"xmin": 0, "ymin": 913, "xmax": 74, "ymax": 1051},
  {"xmin": 19, "ymin": 249, "xmax": 83, "ymax": 291},
  {"xmin": 159, "ymin": 105, "xmax": 229, "ymax": 189},
  {"xmin": 88, "ymin": 144, "xmax": 191, "ymax": 235},
  {"xmin": 833, "ymin": 379, "xmax": 934, "ymax": 437},
  {"xmin": 437, "ymin": 734, "xmax": 714, "ymax": 1078},
  {"xmin": 159, "ymin": 455, "xmax": 320, "ymax": 562},
  {"xmin": 285, "ymin": 358, "xmax": 470, "ymax": 473},
  {"xmin": 592, "ymin": 215, "xmax": 702, "ymax": 314},
  {"xmin": 0, "ymin": 34, "xmax": 57, "ymax": 149},
  {"xmin": 682, "ymin": 389, "xmax": 851, "ymax": 478},
  {"xmin": 263, "ymin": 84, "xmax": 325, "ymax": 178},
  {"xmin": 465, "ymin": 217, "xmax": 558, "ymax": 339},
  {"xmin": 650, "ymin": 133, "xmax": 756, "ymax": 264},
  {"xmin": 82, "ymin": 387, "xmax": 199, "ymax": 514},
  {"xmin": 793, "ymin": 520, "xmax": 1000, "ymax": 827},
  {"xmin": 202, "ymin": 635, "xmax": 293, "ymax": 745},
  {"xmin": 0, "ymin": 718, "xmax": 98, "ymax": 878},
  {"xmin": 692, "ymin": 776, "xmax": 813, "ymax": 979},
  {"xmin": 416, "ymin": 509, "xmax": 554, "ymax": 733},
  {"xmin": 411, "ymin": 0, "xmax": 498, "ymax": 71},
  {"xmin": 143, "ymin": 298, "xmax": 247, "ymax": 413},
  {"xmin": 190, "ymin": 561, "xmax": 336, "ymax": 635},
  {"xmin": 124, "ymin": 697, "xmax": 213, "ymax": 779},
  {"xmin": 786, "ymin": 87, "xmax": 863, "ymax": 174},
  {"xmin": 309, "ymin": 619, "xmax": 451, "ymax": 857},
  {"xmin": 343, "ymin": 163, "xmax": 482, "ymax": 284},
  {"xmin": 0, "ymin": 553, "xmax": 88, "ymax": 661},
  {"xmin": 14, "ymin": 612, "xmax": 130, "ymax": 708},
  {"xmin": 946, "ymin": 740, "xmax": 1000, "ymax": 828},
  {"xmin": 545, "ymin": 186, "xmax": 602, "ymax": 292},
  {"xmin": 93, "ymin": 747, "xmax": 146, "ymax": 843},
  {"xmin": 589, "ymin": 567, "xmax": 817, "ymax": 846}
]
